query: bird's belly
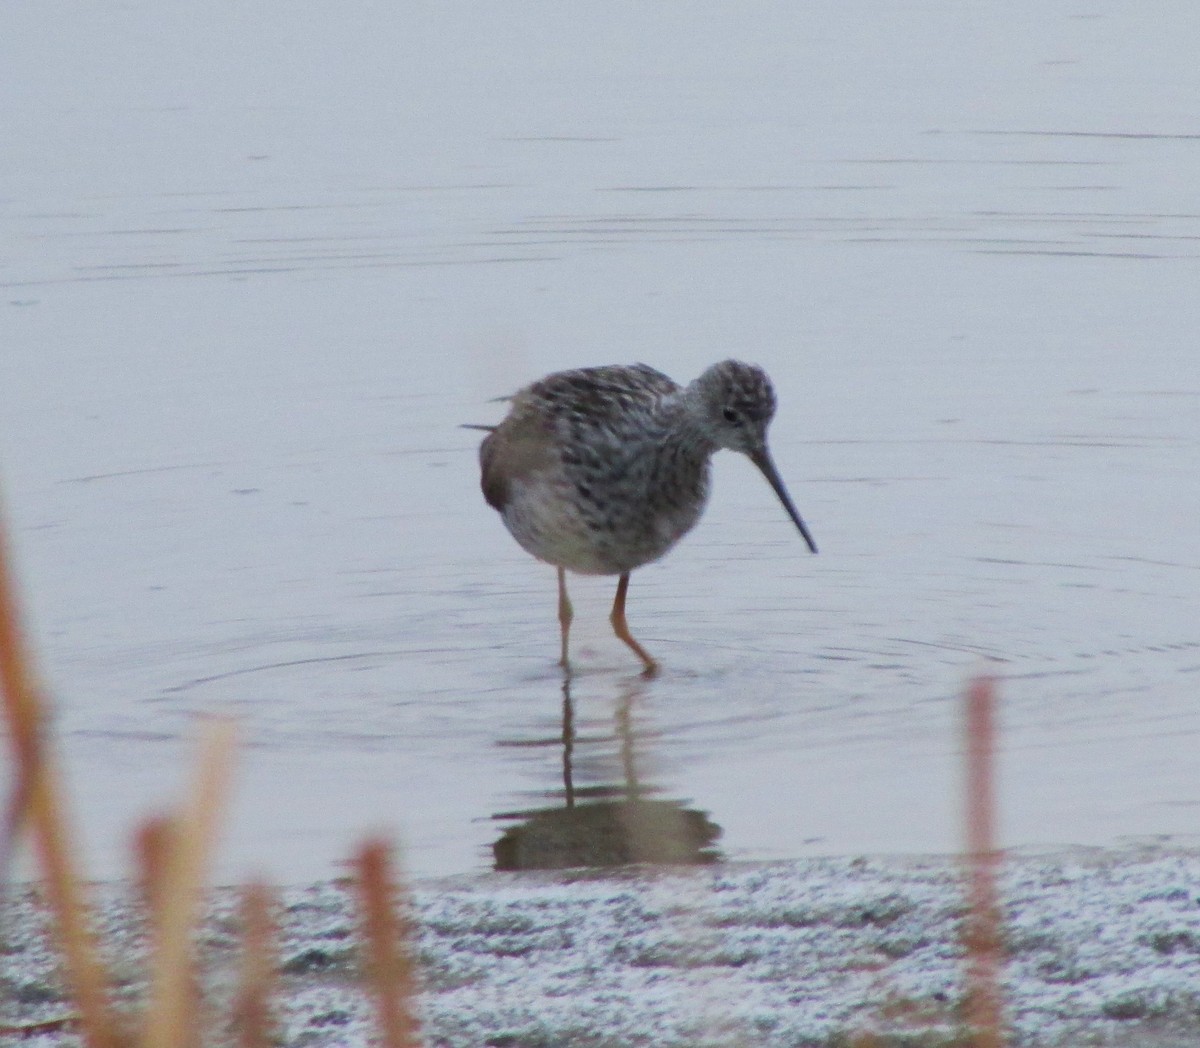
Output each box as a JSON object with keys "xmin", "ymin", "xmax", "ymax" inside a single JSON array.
[{"xmin": 500, "ymin": 475, "xmax": 704, "ymax": 576}]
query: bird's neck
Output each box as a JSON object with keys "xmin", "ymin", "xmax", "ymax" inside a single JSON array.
[{"xmin": 647, "ymin": 392, "xmax": 718, "ymax": 490}]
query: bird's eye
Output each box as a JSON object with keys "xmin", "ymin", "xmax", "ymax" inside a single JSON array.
[{"xmin": 722, "ymin": 408, "xmax": 741, "ymax": 425}]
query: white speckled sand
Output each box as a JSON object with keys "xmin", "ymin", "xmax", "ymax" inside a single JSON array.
[{"xmin": 6, "ymin": 844, "xmax": 1200, "ymax": 1046}]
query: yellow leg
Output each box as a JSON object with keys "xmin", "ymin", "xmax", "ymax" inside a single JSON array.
[
  {"xmin": 610, "ymin": 572, "xmax": 659, "ymax": 677},
  {"xmin": 557, "ymin": 567, "xmax": 573, "ymax": 672}
]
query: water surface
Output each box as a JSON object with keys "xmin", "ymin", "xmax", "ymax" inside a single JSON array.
[{"xmin": 2, "ymin": 2, "xmax": 1198, "ymax": 882}]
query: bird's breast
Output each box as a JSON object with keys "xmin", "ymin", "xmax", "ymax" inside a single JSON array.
[{"xmin": 498, "ymin": 449, "xmax": 711, "ymax": 576}]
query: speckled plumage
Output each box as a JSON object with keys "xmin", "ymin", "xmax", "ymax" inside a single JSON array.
[{"xmin": 478, "ymin": 360, "xmax": 817, "ymax": 674}]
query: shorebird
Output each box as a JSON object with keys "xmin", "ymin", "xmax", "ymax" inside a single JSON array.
[{"xmin": 476, "ymin": 360, "xmax": 817, "ymax": 676}]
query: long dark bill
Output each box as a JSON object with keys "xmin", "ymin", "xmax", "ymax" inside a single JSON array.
[{"xmin": 749, "ymin": 448, "xmax": 818, "ymax": 554}]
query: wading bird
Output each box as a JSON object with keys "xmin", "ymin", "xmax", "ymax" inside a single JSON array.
[{"xmin": 477, "ymin": 360, "xmax": 817, "ymax": 676}]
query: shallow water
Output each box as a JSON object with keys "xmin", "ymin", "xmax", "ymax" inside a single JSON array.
[{"xmin": 2, "ymin": 3, "xmax": 1198, "ymax": 882}]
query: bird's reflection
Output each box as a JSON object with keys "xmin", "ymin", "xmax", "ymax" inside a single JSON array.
[{"xmin": 492, "ymin": 676, "xmax": 722, "ymax": 871}]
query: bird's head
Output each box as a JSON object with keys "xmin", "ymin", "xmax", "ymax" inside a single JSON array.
[
  {"xmin": 691, "ymin": 359, "xmax": 778, "ymax": 456},
  {"xmin": 689, "ymin": 360, "xmax": 818, "ymax": 554}
]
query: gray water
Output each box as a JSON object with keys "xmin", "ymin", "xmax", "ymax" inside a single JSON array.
[{"xmin": 2, "ymin": 2, "xmax": 1198, "ymax": 882}]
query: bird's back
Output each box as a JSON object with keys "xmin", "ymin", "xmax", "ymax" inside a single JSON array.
[
  {"xmin": 518, "ymin": 363, "xmax": 679, "ymax": 436},
  {"xmin": 481, "ymin": 363, "xmax": 678, "ymax": 502},
  {"xmin": 479, "ymin": 363, "xmax": 708, "ymax": 575}
]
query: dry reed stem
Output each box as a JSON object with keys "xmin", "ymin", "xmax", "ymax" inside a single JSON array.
[
  {"xmin": 232, "ymin": 881, "xmax": 278, "ymax": 1048},
  {"xmin": 135, "ymin": 814, "xmax": 210, "ymax": 1047},
  {"xmin": 0, "ymin": 505, "xmax": 121, "ymax": 1048},
  {"xmin": 141, "ymin": 718, "xmax": 237, "ymax": 1048},
  {"xmin": 355, "ymin": 839, "xmax": 421, "ymax": 1048},
  {"xmin": 1, "ymin": 735, "xmax": 32, "ymax": 883},
  {"xmin": 963, "ymin": 676, "xmax": 1005, "ymax": 1048},
  {"xmin": 133, "ymin": 815, "xmax": 174, "ymax": 920}
]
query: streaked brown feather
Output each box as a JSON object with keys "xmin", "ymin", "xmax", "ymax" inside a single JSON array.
[{"xmin": 479, "ymin": 410, "xmax": 556, "ymax": 511}]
